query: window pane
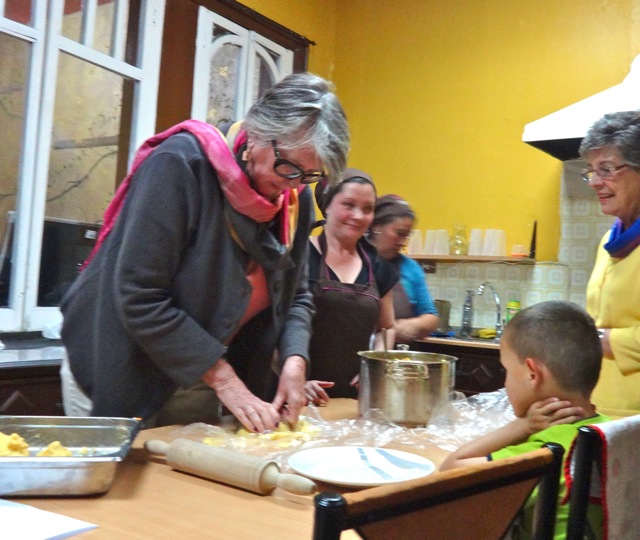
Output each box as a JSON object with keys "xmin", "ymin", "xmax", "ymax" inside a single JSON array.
[
  {"xmin": 0, "ymin": 32, "xmax": 28, "ymax": 307},
  {"xmin": 207, "ymin": 41, "xmax": 242, "ymax": 128},
  {"xmin": 252, "ymin": 54, "xmax": 276, "ymax": 103},
  {"xmin": 62, "ymin": 0, "xmax": 83, "ymax": 42},
  {"xmin": 40, "ymin": 51, "xmax": 129, "ymax": 306},
  {"xmin": 61, "ymin": 1, "xmax": 127, "ymax": 57},
  {"xmin": 93, "ymin": 0, "xmax": 117, "ymax": 56},
  {"xmin": 4, "ymin": 0, "xmax": 34, "ymax": 26}
]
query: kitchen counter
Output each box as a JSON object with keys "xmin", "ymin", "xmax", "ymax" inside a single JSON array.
[
  {"xmin": 11, "ymin": 399, "xmax": 450, "ymax": 539},
  {"xmin": 0, "ymin": 333, "xmax": 64, "ymax": 367},
  {"xmin": 418, "ymin": 335, "xmax": 500, "ymax": 350},
  {"xmin": 413, "ymin": 336, "xmax": 505, "ymax": 396}
]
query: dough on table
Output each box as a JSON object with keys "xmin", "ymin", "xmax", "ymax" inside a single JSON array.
[
  {"xmin": 0, "ymin": 432, "xmax": 29, "ymax": 456},
  {"xmin": 37, "ymin": 440, "xmax": 73, "ymax": 457},
  {"xmin": 0, "ymin": 431, "xmax": 72, "ymax": 456},
  {"xmin": 203, "ymin": 419, "xmax": 321, "ymax": 449}
]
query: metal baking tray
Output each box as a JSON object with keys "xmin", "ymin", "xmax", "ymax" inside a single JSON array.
[{"xmin": 0, "ymin": 415, "xmax": 140, "ymax": 497}]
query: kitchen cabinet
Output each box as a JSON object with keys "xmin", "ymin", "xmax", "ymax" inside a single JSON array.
[
  {"xmin": 0, "ymin": 337, "xmax": 64, "ymax": 416},
  {"xmin": 0, "ymin": 363, "xmax": 63, "ymax": 416},
  {"xmin": 411, "ymin": 338, "xmax": 505, "ymax": 396}
]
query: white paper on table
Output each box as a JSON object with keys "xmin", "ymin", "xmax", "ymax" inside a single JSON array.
[{"xmin": 0, "ymin": 499, "xmax": 97, "ymax": 540}]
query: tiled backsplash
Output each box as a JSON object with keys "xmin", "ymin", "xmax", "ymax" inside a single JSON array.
[{"xmin": 424, "ymin": 160, "xmax": 614, "ymax": 328}]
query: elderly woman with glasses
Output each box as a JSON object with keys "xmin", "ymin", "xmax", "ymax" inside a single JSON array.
[
  {"xmin": 580, "ymin": 110, "xmax": 640, "ymax": 418},
  {"xmin": 60, "ymin": 72, "xmax": 350, "ymax": 432},
  {"xmin": 367, "ymin": 195, "xmax": 440, "ymax": 344}
]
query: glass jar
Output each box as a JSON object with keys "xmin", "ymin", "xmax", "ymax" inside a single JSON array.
[{"xmin": 449, "ymin": 224, "xmax": 468, "ymax": 255}]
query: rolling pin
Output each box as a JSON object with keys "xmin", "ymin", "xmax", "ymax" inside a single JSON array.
[{"xmin": 145, "ymin": 438, "xmax": 316, "ymax": 496}]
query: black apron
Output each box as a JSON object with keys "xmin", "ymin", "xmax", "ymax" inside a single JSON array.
[
  {"xmin": 390, "ymin": 257, "xmax": 414, "ymax": 320},
  {"xmin": 392, "ymin": 280, "xmax": 415, "ymax": 320},
  {"xmin": 308, "ymin": 234, "xmax": 381, "ymax": 398}
]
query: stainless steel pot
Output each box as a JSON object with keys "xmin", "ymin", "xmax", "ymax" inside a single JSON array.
[{"xmin": 357, "ymin": 350, "xmax": 458, "ymax": 427}]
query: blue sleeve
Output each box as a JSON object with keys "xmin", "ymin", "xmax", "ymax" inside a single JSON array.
[{"xmin": 400, "ymin": 256, "xmax": 437, "ymax": 315}]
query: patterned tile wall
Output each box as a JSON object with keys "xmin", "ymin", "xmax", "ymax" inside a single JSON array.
[
  {"xmin": 422, "ymin": 160, "xmax": 614, "ymax": 328},
  {"xmin": 559, "ymin": 160, "xmax": 614, "ymax": 306},
  {"xmin": 425, "ymin": 261, "xmax": 570, "ymax": 328}
]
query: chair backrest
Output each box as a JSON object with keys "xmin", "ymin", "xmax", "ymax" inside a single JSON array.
[
  {"xmin": 565, "ymin": 415, "xmax": 640, "ymax": 540},
  {"xmin": 564, "ymin": 426, "xmax": 602, "ymax": 540},
  {"xmin": 313, "ymin": 443, "xmax": 564, "ymax": 540}
]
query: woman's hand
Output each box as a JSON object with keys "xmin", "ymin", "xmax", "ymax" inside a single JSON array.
[
  {"xmin": 395, "ymin": 314, "xmax": 440, "ymax": 343},
  {"xmin": 202, "ymin": 359, "xmax": 280, "ymax": 432},
  {"xmin": 272, "ymin": 355, "xmax": 308, "ymax": 425},
  {"xmin": 524, "ymin": 397, "xmax": 585, "ymax": 435},
  {"xmin": 599, "ymin": 328, "xmax": 613, "ymax": 358},
  {"xmin": 305, "ymin": 380, "xmax": 335, "ymax": 405}
]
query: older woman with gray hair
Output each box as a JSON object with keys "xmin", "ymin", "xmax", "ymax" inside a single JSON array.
[
  {"xmin": 60, "ymin": 72, "xmax": 350, "ymax": 432},
  {"xmin": 580, "ymin": 110, "xmax": 640, "ymax": 418}
]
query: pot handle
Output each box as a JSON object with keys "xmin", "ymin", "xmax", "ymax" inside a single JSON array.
[{"xmin": 385, "ymin": 360, "xmax": 430, "ymax": 381}]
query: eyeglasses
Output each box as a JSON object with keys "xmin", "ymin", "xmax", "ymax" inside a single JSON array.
[
  {"xmin": 581, "ymin": 164, "xmax": 630, "ymax": 183},
  {"xmin": 271, "ymin": 140, "xmax": 325, "ymax": 185}
]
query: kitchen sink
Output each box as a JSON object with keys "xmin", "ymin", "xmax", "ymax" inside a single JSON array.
[{"xmin": 427, "ymin": 328, "xmax": 501, "ymax": 346}]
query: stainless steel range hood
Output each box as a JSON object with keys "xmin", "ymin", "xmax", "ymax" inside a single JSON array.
[{"xmin": 523, "ymin": 55, "xmax": 640, "ymax": 161}]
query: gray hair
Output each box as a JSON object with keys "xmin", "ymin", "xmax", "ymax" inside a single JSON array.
[
  {"xmin": 579, "ymin": 110, "xmax": 640, "ymax": 168},
  {"xmin": 243, "ymin": 72, "xmax": 350, "ymax": 185}
]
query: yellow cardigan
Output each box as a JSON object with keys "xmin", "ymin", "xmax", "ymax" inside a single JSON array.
[{"xmin": 587, "ymin": 232, "xmax": 640, "ymax": 418}]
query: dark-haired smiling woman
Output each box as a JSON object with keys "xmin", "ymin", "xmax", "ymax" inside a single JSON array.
[
  {"xmin": 304, "ymin": 170, "xmax": 398, "ymax": 405},
  {"xmin": 60, "ymin": 73, "xmax": 350, "ymax": 432},
  {"xmin": 580, "ymin": 110, "xmax": 640, "ymax": 419}
]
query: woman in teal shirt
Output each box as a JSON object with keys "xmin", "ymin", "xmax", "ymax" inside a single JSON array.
[{"xmin": 368, "ymin": 194, "xmax": 439, "ymax": 343}]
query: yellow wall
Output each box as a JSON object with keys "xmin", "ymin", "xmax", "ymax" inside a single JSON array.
[
  {"xmin": 239, "ymin": 0, "xmax": 339, "ymax": 79},
  {"xmin": 242, "ymin": 0, "xmax": 640, "ymax": 260}
]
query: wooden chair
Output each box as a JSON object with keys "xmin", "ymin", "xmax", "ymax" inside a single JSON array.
[
  {"xmin": 565, "ymin": 415, "xmax": 640, "ymax": 540},
  {"xmin": 313, "ymin": 443, "xmax": 564, "ymax": 540},
  {"xmin": 564, "ymin": 426, "xmax": 602, "ymax": 540}
]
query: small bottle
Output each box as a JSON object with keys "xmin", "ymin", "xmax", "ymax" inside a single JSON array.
[
  {"xmin": 506, "ymin": 300, "xmax": 521, "ymax": 324},
  {"xmin": 460, "ymin": 290, "xmax": 474, "ymax": 337}
]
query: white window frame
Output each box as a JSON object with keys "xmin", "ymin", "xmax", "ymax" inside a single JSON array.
[
  {"xmin": 191, "ymin": 7, "xmax": 293, "ymax": 123},
  {"xmin": 0, "ymin": 0, "xmax": 166, "ymax": 331}
]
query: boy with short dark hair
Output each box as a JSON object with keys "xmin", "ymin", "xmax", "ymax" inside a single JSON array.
[{"xmin": 440, "ymin": 300, "xmax": 609, "ymax": 539}]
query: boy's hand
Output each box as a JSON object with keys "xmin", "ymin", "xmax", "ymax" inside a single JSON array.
[
  {"xmin": 525, "ymin": 397, "xmax": 585, "ymax": 434},
  {"xmin": 305, "ymin": 380, "xmax": 335, "ymax": 406}
]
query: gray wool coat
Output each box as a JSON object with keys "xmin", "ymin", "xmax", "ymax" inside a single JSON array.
[{"xmin": 61, "ymin": 132, "xmax": 315, "ymax": 420}]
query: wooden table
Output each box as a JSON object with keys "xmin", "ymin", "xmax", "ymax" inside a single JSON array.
[{"xmin": 13, "ymin": 399, "xmax": 450, "ymax": 539}]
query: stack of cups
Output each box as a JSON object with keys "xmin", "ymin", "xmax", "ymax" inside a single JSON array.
[
  {"xmin": 434, "ymin": 229, "xmax": 450, "ymax": 255},
  {"xmin": 424, "ymin": 230, "xmax": 437, "ymax": 255},
  {"xmin": 482, "ymin": 229, "xmax": 507, "ymax": 256},
  {"xmin": 468, "ymin": 229, "xmax": 483, "ymax": 256},
  {"xmin": 423, "ymin": 230, "xmax": 449, "ymax": 255},
  {"xmin": 407, "ymin": 230, "xmax": 424, "ymax": 255}
]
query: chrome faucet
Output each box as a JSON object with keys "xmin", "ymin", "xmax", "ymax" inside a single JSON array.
[{"xmin": 476, "ymin": 282, "xmax": 502, "ymax": 340}]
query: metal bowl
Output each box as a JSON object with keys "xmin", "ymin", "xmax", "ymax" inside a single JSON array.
[{"xmin": 0, "ymin": 415, "xmax": 140, "ymax": 496}]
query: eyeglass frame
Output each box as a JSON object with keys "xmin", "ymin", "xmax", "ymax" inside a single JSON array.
[
  {"xmin": 581, "ymin": 163, "xmax": 631, "ymax": 183},
  {"xmin": 271, "ymin": 140, "xmax": 326, "ymax": 185}
]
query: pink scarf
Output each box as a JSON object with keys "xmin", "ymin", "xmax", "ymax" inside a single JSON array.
[{"xmin": 83, "ymin": 119, "xmax": 296, "ymax": 268}]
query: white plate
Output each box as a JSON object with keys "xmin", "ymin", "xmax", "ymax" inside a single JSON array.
[{"xmin": 287, "ymin": 446, "xmax": 435, "ymax": 487}]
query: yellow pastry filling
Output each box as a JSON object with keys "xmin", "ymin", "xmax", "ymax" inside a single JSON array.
[
  {"xmin": 0, "ymin": 431, "xmax": 72, "ymax": 457},
  {"xmin": 202, "ymin": 419, "xmax": 321, "ymax": 449}
]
